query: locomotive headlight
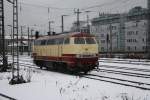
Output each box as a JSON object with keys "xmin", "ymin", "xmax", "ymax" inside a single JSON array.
[
  {"xmin": 76, "ymin": 53, "xmax": 98, "ymax": 58},
  {"xmin": 93, "ymin": 54, "xmax": 97, "ymax": 57},
  {"xmin": 76, "ymin": 54, "xmax": 81, "ymax": 58}
]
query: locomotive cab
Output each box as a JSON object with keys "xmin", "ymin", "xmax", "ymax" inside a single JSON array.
[{"xmin": 62, "ymin": 33, "xmax": 99, "ymax": 73}]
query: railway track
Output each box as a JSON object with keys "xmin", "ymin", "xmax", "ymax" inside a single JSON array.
[
  {"xmin": 96, "ymin": 68, "xmax": 150, "ymax": 78},
  {"xmin": 81, "ymin": 74, "xmax": 150, "ymax": 91},
  {"xmin": 0, "ymin": 93, "xmax": 17, "ymax": 100},
  {"xmin": 96, "ymin": 64, "xmax": 150, "ymax": 78},
  {"xmin": 9, "ymin": 58, "xmax": 150, "ymax": 91},
  {"xmin": 99, "ymin": 65, "xmax": 150, "ymax": 73},
  {"xmin": 100, "ymin": 58, "xmax": 150, "ymax": 63},
  {"xmin": 12, "ymin": 59, "xmax": 150, "ymax": 79},
  {"xmin": 99, "ymin": 59, "xmax": 150, "ymax": 66}
]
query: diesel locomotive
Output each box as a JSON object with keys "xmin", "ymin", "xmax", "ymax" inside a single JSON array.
[{"xmin": 32, "ymin": 32, "xmax": 99, "ymax": 73}]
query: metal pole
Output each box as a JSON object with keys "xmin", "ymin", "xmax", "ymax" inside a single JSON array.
[
  {"xmin": 77, "ymin": 9, "xmax": 80, "ymax": 32},
  {"xmin": 61, "ymin": 15, "xmax": 64, "ymax": 33},
  {"xmin": 106, "ymin": 34, "xmax": 109, "ymax": 57},
  {"xmin": 147, "ymin": 0, "xmax": 150, "ymax": 59},
  {"xmin": 20, "ymin": 26, "xmax": 23, "ymax": 55},
  {"xmin": 28, "ymin": 27, "xmax": 30, "ymax": 56},
  {"xmin": 30, "ymin": 29, "xmax": 34, "ymax": 55},
  {"xmin": 31, "ymin": 29, "xmax": 33, "ymax": 39},
  {"xmin": 87, "ymin": 13, "xmax": 90, "ymax": 33},
  {"xmin": 61, "ymin": 15, "xmax": 68, "ymax": 33},
  {"xmin": 48, "ymin": 21, "xmax": 54, "ymax": 35},
  {"xmin": 15, "ymin": 0, "xmax": 19, "ymax": 80},
  {"xmin": 1, "ymin": 0, "xmax": 7, "ymax": 71},
  {"xmin": 110, "ymin": 24, "xmax": 112, "ymax": 57},
  {"xmin": 8, "ymin": 25, "xmax": 13, "ymax": 55},
  {"xmin": 85, "ymin": 11, "xmax": 91, "ymax": 34},
  {"xmin": 74, "ymin": 9, "xmax": 81, "ymax": 32},
  {"xmin": 49, "ymin": 21, "xmax": 51, "ymax": 34}
]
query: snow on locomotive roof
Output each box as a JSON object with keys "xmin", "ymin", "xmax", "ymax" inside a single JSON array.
[{"xmin": 36, "ymin": 32, "xmax": 94, "ymax": 40}]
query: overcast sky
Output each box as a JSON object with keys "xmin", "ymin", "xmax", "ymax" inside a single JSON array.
[{"xmin": 5, "ymin": 0, "xmax": 147, "ymax": 35}]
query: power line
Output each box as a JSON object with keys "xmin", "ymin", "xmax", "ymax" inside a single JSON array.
[
  {"xmin": 19, "ymin": 2, "xmax": 75, "ymax": 11},
  {"xmin": 81, "ymin": 0, "xmax": 136, "ymax": 10},
  {"xmin": 6, "ymin": 0, "xmax": 13, "ymax": 4}
]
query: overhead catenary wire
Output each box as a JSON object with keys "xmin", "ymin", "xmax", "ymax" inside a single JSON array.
[
  {"xmin": 19, "ymin": 2, "xmax": 75, "ymax": 11},
  {"xmin": 14, "ymin": 0, "xmax": 147, "ymax": 33},
  {"xmin": 81, "ymin": 0, "xmax": 127, "ymax": 10},
  {"xmin": 81, "ymin": 0, "xmax": 146, "ymax": 11}
]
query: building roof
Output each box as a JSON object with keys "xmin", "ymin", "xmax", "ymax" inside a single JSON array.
[{"xmin": 91, "ymin": 6, "xmax": 149, "ymax": 24}]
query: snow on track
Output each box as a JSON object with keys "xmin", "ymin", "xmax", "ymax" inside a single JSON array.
[{"xmin": 0, "ymin": 55, "xmax": 150, "ymax": 100}]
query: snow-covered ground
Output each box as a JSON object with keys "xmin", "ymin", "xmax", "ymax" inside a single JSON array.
[{"xmin": 0, "ymin": 55, "xmax": 150, "ymax": 100}]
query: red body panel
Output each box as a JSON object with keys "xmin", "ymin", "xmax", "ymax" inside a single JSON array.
[{"xmin": 33, "ymin": 54, "xmax": 98, "ymax": 71}]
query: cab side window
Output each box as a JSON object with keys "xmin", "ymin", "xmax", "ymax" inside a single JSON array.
[
  {"xmin": 74, "ymin": 37, "xmax": 85, "ymax": 44},
  {"xmin": 85, "ymin": 38, "xmax": 96, "ymax": 44},
  {"xmin": 56, "ymin": 38, "xmax": 64, "ymax": 44},
  {"xmin": 34, "ymin": 40, "xmax": 38, "ymax": 45},
  {"xmin": 41, "ymin": 40, "xmax": 46, "ymax": 45},
  {"xmin": 64, "ymin": 38, "xmax": 70, "ymax": 44},
  {"xmin": 34, "ymin": 40, "xmax": 41, "ymax": 45},
  {"xmin": 47, "ymin": 39, "xmax": 55, "ymax": 45}
]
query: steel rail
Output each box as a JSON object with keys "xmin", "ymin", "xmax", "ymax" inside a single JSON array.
[
  {"xmin": 100, "ymin": 65, "xmax": 150, "ymax": 73},
  {"xmin": 0, "ymin": 93, "xmax": 17, "ymax": 100},
  {"xmin": 81, "ymin": 74, "xmax": 150, "ymax": 91},
  {"xmin": 97, "ymin": 68, "xmax": 150, "ymax": 78},
  {"xmin": 99, "ymin": 60, "xmax": 150, "ymax": 66}
]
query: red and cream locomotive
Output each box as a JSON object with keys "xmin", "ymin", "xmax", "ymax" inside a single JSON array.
[{"xmin": 32, "ymin": 32, "xmax": 99, "ymax": 73}]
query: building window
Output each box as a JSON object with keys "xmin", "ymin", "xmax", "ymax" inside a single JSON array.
[
  {"xmin": 96, "ymin": 28, "xmax": 98, "ymax": 32},
  {"xmin": 101, "ymin": 34, "xmax": 104, "ymax": 37},
  {"xmin": 142, "ymin": 38, "xmax": 145, "ymax": 42},
  {"xmin": 127, "ymin": 39, "xmax": 137, "ymax": 43},
  {"xmin": 135, "ymin": 22, "xmax": 138, "ymax": 27},
  {"xmin": 101, "ymin": 40, "xmax": 105, "ymax": 43},
  {"xmin": 112, "ymin": 32, "xmax": 117, "ymax": 36},
  {"xmin": 127, "ymin": 46, "xmax": 131, "ymax": 51},
  {"xmin": 112, "ymin": 26, "xmax": 117, "ymax": 30},
  {"xmin": 143, "ymin": 46, "xmax": 146, "ymax": 50},
  {"xmin": 127, "ymin": 31, "xmax": 134, "ymax": 35},
  {"xmin": 144, "ymin": 22, "xmax": 147, "ymax": 26},
  {"xmin": 134, "ymin": 39, "xmax": 137, "ymax": 42},
  {"xmin": 136, "ymin": 31, "xmax": 138, "ymax": 35},
  {"xmin": 144, "ymin": 32, "xmax": 147, "ymax": 35},
  {"xmin": 101, "ymin": 47, "xmax": 104, "ymax": 51},
  {"xmin": 135, "ymin": 46, "xmax": 136, "ymax": 50}
]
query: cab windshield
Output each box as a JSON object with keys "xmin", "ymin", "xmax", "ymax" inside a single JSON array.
[
  {"xmin": 86, "ymin": 38, "xmax": 96, "ymax": 44},
  {"xmin": 74, "ymin": 37, "xmax": 85, "ymax": 44}
]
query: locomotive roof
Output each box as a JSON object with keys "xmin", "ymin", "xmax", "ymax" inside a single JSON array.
[{"xmin": 36, "ymin": 32, "xmax": 95, "ymax": 40}]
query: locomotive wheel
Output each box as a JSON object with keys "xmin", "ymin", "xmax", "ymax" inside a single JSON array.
[
  {"xmin": 66, "ymin": 66, "xmax": 77, "ymax": 74},
  {"xmin": 52, "ymin": 62, "xmax": 58, "ymax": 71},
  {"xmin": 33, "ymin": 60, "xmax": 38, "ymax": 66},
  {"xmin": 34, "ymin": 60, "xmax": 44, "ymax": 69},
  {"xmin": 84, "ymin": 71, "xmax": 88, "ymax": 74},
  {"xmin": 39, "ymin": 61, "xmax": 44, "ymax": 69}
]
